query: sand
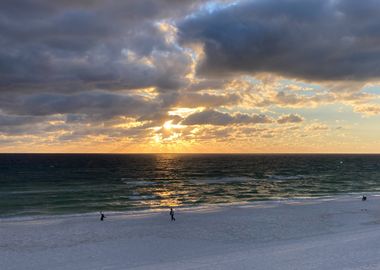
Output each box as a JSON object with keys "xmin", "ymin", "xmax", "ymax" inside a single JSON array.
[{"xmin": 1, "ymin": 195, "xmax": 380, "ymax": 270}]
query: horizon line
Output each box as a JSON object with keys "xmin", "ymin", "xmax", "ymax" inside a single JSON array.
[{"xmin": 1, "ymin": 152, "xmax": 380, "ymax": 155}]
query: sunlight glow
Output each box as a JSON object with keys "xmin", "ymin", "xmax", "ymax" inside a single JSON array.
[
  {"xmin": 163, "ymin": 120, "xmax": 173, "ymax": 130},
  {"xmin": 163, "ymin": 120, "xmax": 185, "ymax": 131}
]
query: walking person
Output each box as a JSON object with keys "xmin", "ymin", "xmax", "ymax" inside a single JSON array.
[
  {"xmin": 170, "ymin": 207, "xmax": 175, "ymax": 221},
  {"xmin": 100, "ymin": 212, "xmax": 106, "ymax": 221},
  {"xmin": 361, "ymin": 195, "xmax": 368, "ymax": 212}
]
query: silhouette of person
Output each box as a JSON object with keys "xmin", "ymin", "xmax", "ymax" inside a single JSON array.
[
  {"xmin": 362, "ymin": 195, "xmax": 367, "ymax": 201},
  {"xmin": 170, "ymin": 208, "xmax": 175, "ymax": 221},
  {"xmin": 100, "ymin": 212, "xmax": 106, "ymax": 221}
]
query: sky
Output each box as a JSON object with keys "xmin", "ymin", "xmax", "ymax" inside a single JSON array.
[{"xmin": 1, "ymin": 0, "xmax": 380, "ymax": 153}]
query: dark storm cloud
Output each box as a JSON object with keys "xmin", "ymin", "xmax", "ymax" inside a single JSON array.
[
  {"xmin": 0, "ymin": 114, "xmax": 42, "ymax": 126},
  {"xmin": 0, "ymin": 0, "xmax": 201, "ymax": 92},
  {"xmin": 0, "ymin": 114, "xmax": 63, "ymax": 135},
  {"xmin": 182, "ymin": 109, "xmax": 273, "ymax": 125},
  {"xmin": 0, "ymin": 91, "xmax": 160, "ymax": 120},
  {"xmin": 57, "ymin": 124, "xmax": 151, "ymax": 141},
  {"xmin": 179, "ymin": 0, "xmax": 380, "ymax": 81},
  {"xmin": 0, "ymin": 0, "xmax": 210, "ymax": 136}
]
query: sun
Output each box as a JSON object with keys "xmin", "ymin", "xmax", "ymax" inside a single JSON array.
[{"xmin": 163, "ymin": 120, "xmax": 173, "ymax": 130}]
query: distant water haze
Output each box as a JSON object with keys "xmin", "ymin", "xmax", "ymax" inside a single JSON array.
[{"xmin": 1, "ymin": 154, "xmax": 380, "ymax": 217}]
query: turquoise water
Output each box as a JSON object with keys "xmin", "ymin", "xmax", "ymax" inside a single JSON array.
[{"xmin": 1, "ymin": 154, "xmax": 380, "ymax": 217}]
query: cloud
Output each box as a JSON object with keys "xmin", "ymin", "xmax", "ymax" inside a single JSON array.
[
  {"xmin": 0, "ymin": 0, "xmax": 201, "ymax": 93},
  {"xmin": 277, "ymin": 114, "xmax": 304, "ymax": 124},
  {"xmin": 306, "ymin": 123, "xmax": 329, "ymax": 131},
  {"xmin": 0, "ymin": 0, "xmax": 378, "ymax": 152},
  {"xmin": 274, "ymin": 91, "xmax": 336, "ymax": 107},
  {"xmin": 354, "ymin": 104, "xmax": 380, "ymax": 115},
  {"xmin": 0, "ymin": 91, "xmax": 160, "ymax": 121},
  {"xmin": 0, "ymin": 114, "xmax": 56, "ymax": 135},
  {"xmin": 0, "ymin": 114, "xmax": 45, "ymax": 126},
  {"xmin": 182, "ymin": 109, "xmax": 273, "ymax": 125},
  {"xmin": 179, "ymin": 0, "xmax": 380, "ymax": 81},
  {"xmin": 251, "ymin": 86, "xmax": 375, "ymax": 109},
  {"xmin": 172, "ymin": 92, "xmax": 241, "ymax": 108}
]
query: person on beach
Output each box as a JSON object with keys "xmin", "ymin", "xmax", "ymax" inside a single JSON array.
[
  {"xmin": 361, "ymin": 195, "xmax": 368, "ymax": 211},
  {"xmin": 170, "ymin": 208, "xmax": 175, "ymax": 221},
  {"xmin": 100, "ymin": 212, "xmax": 106, "ymax": 221}
]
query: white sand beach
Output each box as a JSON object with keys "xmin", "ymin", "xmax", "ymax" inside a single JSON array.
[{"xmin": 1, "ymin": 195, "xmax": 380, "ymax": 270}]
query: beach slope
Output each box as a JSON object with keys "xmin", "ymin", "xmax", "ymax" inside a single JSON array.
[{"xmin": 1, "ymin": 196, "xmax": 380, "ymax": 270}]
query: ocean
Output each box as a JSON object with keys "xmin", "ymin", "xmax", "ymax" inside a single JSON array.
[{"xmin": 1, "ymin": 154, "xmax": 380, "ymax": 217}]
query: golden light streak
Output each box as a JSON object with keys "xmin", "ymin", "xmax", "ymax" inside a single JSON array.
[{"xmin": 168, "ymin": 107, "xmax": 201, "ymax": 118}]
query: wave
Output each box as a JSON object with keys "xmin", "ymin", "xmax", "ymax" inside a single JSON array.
[
  {"xmin": 121, "ymin": 178, "xmax": 157, "ymax": 186},
  {"xmin": 189, "ymin": 176, "xmax": 256, "ymax": 184},
  {"xmin": 266, "ymin": 174, "xmax": 320, "ymax": 181},
  {"xmin": 128, "ymin": 195, "xmax": 157, "ymax": 200}
]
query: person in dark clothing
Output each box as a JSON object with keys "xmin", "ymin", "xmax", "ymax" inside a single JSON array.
[
  {"xmin": 362, "ymin": 195, "xmax": 367, "ymax": 201},
  {"xmin": 100, "ymin": 212, "xmax": 106, "ymax": 221},
  {"xmin": 170, "ymin": 208, "xmax": 175, "ymax": 221}
]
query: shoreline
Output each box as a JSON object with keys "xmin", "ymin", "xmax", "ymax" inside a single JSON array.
[{"xmin": 1, "ymin": 191, "xmax": 377, "ymax": 221}]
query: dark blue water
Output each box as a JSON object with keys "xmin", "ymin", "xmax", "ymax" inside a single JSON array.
[{"xmin": 1, "ymin": 154, "xmax": 380, "ymax": 217}]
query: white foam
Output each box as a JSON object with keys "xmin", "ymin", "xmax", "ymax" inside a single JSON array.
[
  {"xmin": 122, "ymin": 179, "xmax": 157, "ymax": 186},
  {"xmin": 188, "ymin": 176, "xmax": 256, "ymax": 184}
]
